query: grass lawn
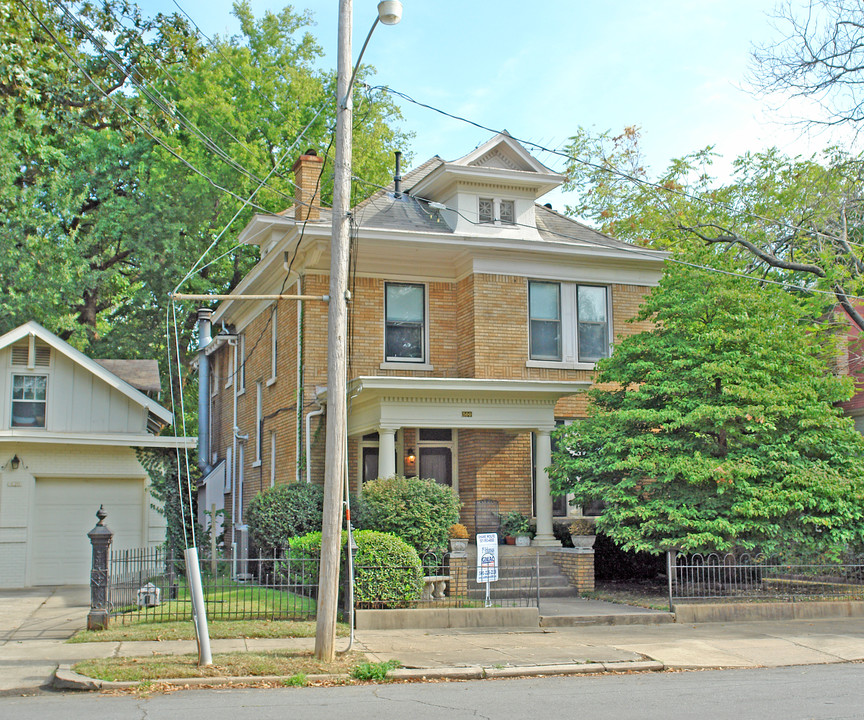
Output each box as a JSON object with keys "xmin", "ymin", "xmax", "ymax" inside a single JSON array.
[
  {"xmin": 109, "ymin": 579, "xmax": 316, "ymax": 624},
  {"xmin": 69, "ymin": 619, "xmax": 349, "ymax": 643},
  {"xmin": 582, "ymin": 580, "xmax": 670, "ymax": 611},
  {"xmin": 72, "ymin": 650, "xmax": 366, "ymax": 683}
]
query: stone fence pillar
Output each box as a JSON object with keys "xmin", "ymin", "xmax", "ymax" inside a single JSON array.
[{"xmin": 87, "ymin": 505, "xmax": 113, "ymax": 630}]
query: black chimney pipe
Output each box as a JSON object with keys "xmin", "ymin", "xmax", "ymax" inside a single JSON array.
[{"xmin": 394, "ymin": 151, "xmax": 402, "ymax": 199}]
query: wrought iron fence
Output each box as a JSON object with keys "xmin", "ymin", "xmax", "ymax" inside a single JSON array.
[
  {"xmin": 351, "ymin": 551, "xmax": 540, "ymax": 609},
  {"xmin": 107, "ymin": 548, "xmax": 319, "ymax": 625},
  {"xmin": 103, "ymin": 546, "xmax": 540, "ymax": 624},
  {"xmin": 669, "ymin": 551, "xmax": 864, "ymax": 603}
]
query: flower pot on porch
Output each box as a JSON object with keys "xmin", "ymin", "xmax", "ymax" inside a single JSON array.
[
  {"xmin": 515, "ymin": 534, "xmax": 531, "ymax": 547},
  {"xmin": 449, "ymin": 538, "xmax": 468, "ymax": 554},
  {"xmin": 504, "ymin": 535, "xmax": 516, "ymax": 545},
  {"xmin": 570, "ymin": 534, "xmax": 596, "ymax": 550}
]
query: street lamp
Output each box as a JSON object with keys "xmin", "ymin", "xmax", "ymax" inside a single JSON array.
[{"xmin": 315, "ymin": 0, "xmax": 402, "ymax": 663}]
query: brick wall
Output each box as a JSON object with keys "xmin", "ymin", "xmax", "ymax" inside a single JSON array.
[
  {"xmin": 547, "ymin": 549, "xmax": 595, "ymax": 592},
  {"xmin": 211, "ymin": 270, "xmax": 657, "ymax": 541},
  {"xmin": 458, "ymin": 429, "xmax": 533, "ymax": 535}
]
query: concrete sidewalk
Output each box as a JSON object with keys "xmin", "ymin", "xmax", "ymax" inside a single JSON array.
[{"xmin": 3, "ymin": 587, "xmax": 864, "ymax": 694}]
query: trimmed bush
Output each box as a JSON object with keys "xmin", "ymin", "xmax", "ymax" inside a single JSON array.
[
  {"xmin": 353, "ymin": 530, "xmax": 423, "ymax": 606},
  {"xmin": 246, "ymin": 483, "xmax": 324, "ymax": 553},
  {"xmin": 283, "ymin": 529, "xmax": 423, "ymax": 607},
  {"xmin": 361, "ymin": 475, "xmax": 461, "ymax": 553}
]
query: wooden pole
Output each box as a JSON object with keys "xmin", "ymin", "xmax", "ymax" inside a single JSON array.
[{"xmin": 315, "ymin": 0, "xmax": 352, "ymax": 663}]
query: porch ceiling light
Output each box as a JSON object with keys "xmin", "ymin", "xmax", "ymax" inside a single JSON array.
[{"xmin": 10, "ymin": 454, "xmax": 20, "ymax": 470}]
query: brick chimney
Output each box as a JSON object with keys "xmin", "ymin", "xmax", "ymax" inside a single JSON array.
[{"xmin": 292, "ymin": 150, "xmax": 324, "ymax": 222}]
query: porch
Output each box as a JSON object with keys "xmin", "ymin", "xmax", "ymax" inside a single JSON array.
[{"xmin": 334, "ymin": 376, "xmax": 591, "ymax": 546}]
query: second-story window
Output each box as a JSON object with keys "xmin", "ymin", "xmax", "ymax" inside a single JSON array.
[
  {"xmin": 11, "ymin": 374, "xmax": 47, "ymax": 428},
  {"xmin": 529, "ymin": 281, "xmax": 561, "ymax": 361},
  {"xmin": 529, "ymin": 281, "xmax": 611, "ymax": 365},
  {"xmin": 478, "ymin": 197, "xmax": 516, "ymax": 225},
  {"xmin": 269, "ymin": 306, "xmax": 278, "ymax": 381},
  {"xmin": 385, "ymin": 282, "xmax": 425, "ymax": 362},
  {"xmin": 499, "ymin": 199, "xmax": 515, "ymax": 224},
  {"xmin": 479, "ymin": 198, "xmax": 494, "ymax": 223}
]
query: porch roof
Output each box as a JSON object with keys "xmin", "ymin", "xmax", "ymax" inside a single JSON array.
[{"xmin": 318, "ymin": 376, "xmax": 591, "ymax": 436}]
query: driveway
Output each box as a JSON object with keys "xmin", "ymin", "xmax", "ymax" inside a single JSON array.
[{"xmin": 0, "ymin": 586, "xmax": 89, "ymax": 694}]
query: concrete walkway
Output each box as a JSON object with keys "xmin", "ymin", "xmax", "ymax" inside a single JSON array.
[{"xmin": 4, "ymin": 587, "xmax": 864, "ymax": 694}]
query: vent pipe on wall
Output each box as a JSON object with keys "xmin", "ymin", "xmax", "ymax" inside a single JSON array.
[{"xmin": 197, "ymin": 307, "xmax": 213, "ymax": 472}]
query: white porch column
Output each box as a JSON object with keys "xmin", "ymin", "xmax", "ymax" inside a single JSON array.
[
  {"xmin": 533, "ymin": 428, "xmax": 557, "ymax": 546},
  {"xmin": 378, "ymin": 428, "xmax": 397, "ymax": 479}
]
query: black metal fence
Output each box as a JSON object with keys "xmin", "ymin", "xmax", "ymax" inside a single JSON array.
[
  {"xmin": 669, "ymin": 551, "xmax": 864, "ymax": 603},
  {"xmin": 104, "ymin": 547, "xmax": 539, "ymax": 625},
  {"xmin": 107, "ymin": 548, "xmax": 319, "ymax": 624}
]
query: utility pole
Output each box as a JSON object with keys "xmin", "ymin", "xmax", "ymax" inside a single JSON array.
[
  {"xmin": 315, "ymin": 0, "xmax": 353, "ymax": 663},
  {"xmin": 315, "ymin": 0, "xmax": 402, "ymax": 663}
]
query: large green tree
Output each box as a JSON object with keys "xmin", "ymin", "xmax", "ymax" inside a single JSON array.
[
  {"xmin": 563, "ymin": 127, "xmax": 864, "ymax": 331},
  {"xmin": 549, "ymin": 250, "xmax": 864, "ymax": 556},
  {"xmin": 0, "ymin": 0, "xmax": 407, "ymax": 381}
]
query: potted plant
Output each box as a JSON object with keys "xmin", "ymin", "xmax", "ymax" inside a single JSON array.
[
  {"xmin": 449, "ymin": 523, "xmax": 469, "ymax": 553},
  {"xmin": 500, "ymin": 511, "xmax": 532, "ymax": 546},
  {"xmin": 568, "ymin": 518, "xmax": 596, "ymax": 549}
]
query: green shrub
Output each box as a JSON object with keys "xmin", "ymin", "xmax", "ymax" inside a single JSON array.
[
  {"xmin": 360, "ymin": 476, "xmax": 461, "ymax": 553},
  {"xmin": 353, "ymin": 530, "xmax": 423, "ymax": 606},
  {"xmin": 282, "ymin": 529, "xmax": 423, "ymax": 607},
  {"xmin": 246, "ymin": 483, "xmax": 324, "ymax": 553}
]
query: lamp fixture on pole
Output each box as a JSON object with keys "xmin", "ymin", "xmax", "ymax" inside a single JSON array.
[{"xmin": 315, "ymin": 0, "xmax": 402, "ymax": 663}]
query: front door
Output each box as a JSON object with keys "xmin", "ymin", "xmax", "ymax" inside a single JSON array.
[{"xmin": 419, "ymin": 447, "xmax": 452, "ymax": 486}]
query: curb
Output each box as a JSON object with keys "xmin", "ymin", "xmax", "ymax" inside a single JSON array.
[{"xmin": 54, "ymin": 660, "xmax": 665, "ymax": 691}]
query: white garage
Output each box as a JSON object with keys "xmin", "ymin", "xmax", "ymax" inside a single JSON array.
[
  {"xmin": 0, "ymin": 322, "xmax": 195, "ymax": 588},
  {"xmin": 30, "ymin": 477, "xmax": 147, "ymax": 586}
]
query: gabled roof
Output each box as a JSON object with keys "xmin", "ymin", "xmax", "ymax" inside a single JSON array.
[
  {"xmin": 93, "ymin": 359, "xmax": 161, "ymax": 393},
  {"xmin": 0, "ymin": 321, "xmax": 173, "ymax": 429},
  {"xmin": 410, "ymin": 133, "xmax": 564, "ymax": 199}
]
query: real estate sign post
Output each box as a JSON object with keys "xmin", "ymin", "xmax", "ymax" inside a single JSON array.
[{"xmin": 476, "ymin": 533, "xmax": 499, "ymax": 607}]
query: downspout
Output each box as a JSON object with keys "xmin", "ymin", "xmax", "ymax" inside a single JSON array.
[
  {"xmin": 231, "ymin": 339, "xmax": 239, "ymax": 538},
  {"xmin": 305, "ymin": 402, "xmax": 325, "ymax": 484},
  {"xmin": 295, "ymin": 276, "xmax": 304, "ymax": 484},
  {"xmin": 196, "ymin": 308, "xmax": 213, "ymax": 473}
]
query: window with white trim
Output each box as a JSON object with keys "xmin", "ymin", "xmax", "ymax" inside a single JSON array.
[
  {"xmin": 238, "ymin": 334, "xmax": 246, "ymax": 392},
  {"xmin": 269, "ymin": 306, "xmax": 277, "ymax": 381},
  {"xmin": 11, "ymin": 374, "xmax": 47, "ymax": 428},
  {"xmin": 254, "ymin": 381, "xmax": 263, "ymax": 465},
  {"xmin": 528, "ymin": 281, "xmax": 611, "ymax": 365},
  {"xmin": 478, "ymin": 197, "xmax": 515, "ymax": 225},
  {"xmin": 384, "ymin": 282, "xmax": 426, "ymax": 363}
]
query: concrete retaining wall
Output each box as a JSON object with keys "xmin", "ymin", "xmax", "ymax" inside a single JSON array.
[
  {"xmin": 674, "ymin": 600, "xmax": 864, "ymax": 623},
  {"xmin": 355, "ymin": 607, "xmax": 540, "ymax": 630}
]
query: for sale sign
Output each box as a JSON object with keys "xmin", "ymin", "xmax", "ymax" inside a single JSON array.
[{"xmin": 475, "ymin": 533, "xmax": 499, "ymax": 583}]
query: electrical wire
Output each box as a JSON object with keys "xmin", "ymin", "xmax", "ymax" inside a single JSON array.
[
  {"xmin": 375, "ymin": 84, "xmax": 864, "ymax": 252},
  {"xmin": 347, "ymin": 171, "xmax": 864, "ymax": 306}
]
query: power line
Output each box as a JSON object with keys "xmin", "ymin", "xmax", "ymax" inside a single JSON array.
[
  {"xmin": 51, "ymin": 0, "xmax": 305, "ymax": 209},
  {"xmin": 375, "ymin": 84, "xmax": 864, "ymax": 252}
]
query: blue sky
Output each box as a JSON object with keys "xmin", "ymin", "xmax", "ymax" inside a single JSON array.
[{"xmin": 138, "ymin": 0, "xmax": 842, "ymax": 208}]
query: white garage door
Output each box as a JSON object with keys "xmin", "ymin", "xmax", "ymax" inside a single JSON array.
[{"xmin": 31, "ymin": 477, "xmax": 146, "ymax": 586}]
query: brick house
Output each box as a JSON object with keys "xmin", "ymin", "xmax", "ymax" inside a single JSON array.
[
  {"xmin": 200, "ymin": 133, "xmax": 665, "ymax": 553},
  {"xmin": 837, "ymin": 304, "xmax": 864, "ymax": 434}
]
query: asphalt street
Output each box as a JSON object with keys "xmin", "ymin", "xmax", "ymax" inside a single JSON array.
[{"xmin": 3, "ymin": 664, "xmax": 864, "ymax": 720}]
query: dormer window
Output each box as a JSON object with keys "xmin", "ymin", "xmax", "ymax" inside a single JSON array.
[
  {"xmin": 478, "ymin": 197, "xmax": 515, "ymax": 225},
  {"xmin": 499, "ymin": 200, "xmax": 515, "ymax": 225}
]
